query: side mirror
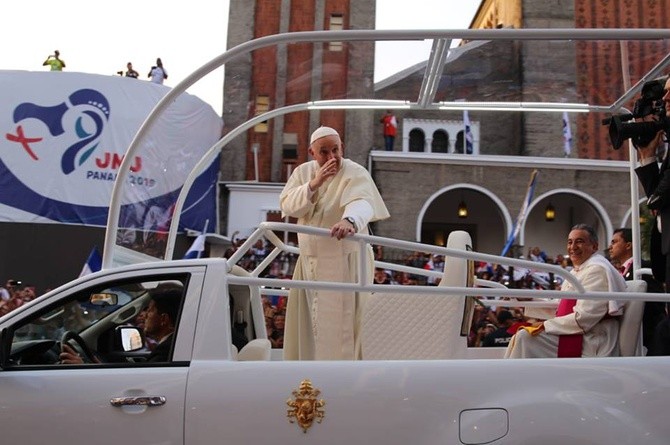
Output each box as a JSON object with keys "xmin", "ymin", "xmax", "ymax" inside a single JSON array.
[
  {"xmin": 117, "ymin": 326, "xmax": 144, "ymax": 352},
  {"xmin": 90, "ymin": 293, "xmax": 118, "ymax": 306}
]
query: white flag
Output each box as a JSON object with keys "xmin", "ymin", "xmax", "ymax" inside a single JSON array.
[
  {"xmin": 183, "ymin": 234, "xmax": 206, "ymax": 259},
  {"xmin": 463, "ymin": 110, "xmax": 474, "ymax": 154},
  {"xmin": 562, "ymin": 112, "xmax": 572, "ymax": 157}
]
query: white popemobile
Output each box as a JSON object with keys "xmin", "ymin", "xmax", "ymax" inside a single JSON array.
[
  {"xmin": 1, "ymin": 223, "xmax": 668, "ymax": 444},
  {"xmin": 2, "ymin": 28, "xmax": 670, "ymax": 444}
]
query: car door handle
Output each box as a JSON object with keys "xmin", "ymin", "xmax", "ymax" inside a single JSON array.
[{"xmin": 110, "ymin": 396, "xmax": 166, "ymax": 407}]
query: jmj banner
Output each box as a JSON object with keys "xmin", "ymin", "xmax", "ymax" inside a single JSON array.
[{"xmin": 0, "ymin": 72, "xmax": 222, "ymax": 250}]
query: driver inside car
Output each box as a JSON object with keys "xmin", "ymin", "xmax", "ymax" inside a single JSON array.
[{"xmin": 59, "ymin": 285, "xmax": 182, "ymax": 364}]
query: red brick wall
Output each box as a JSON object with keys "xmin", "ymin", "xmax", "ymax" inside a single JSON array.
[
  {"xmin": 249, "ymin": 0, "xmax": 353, "ymax": 180},
  {"xmin": 283, "ymin": 0, "xmax": 316, "ymax": 175},
  {"xmin": 247, "ymin": 1, "xmax": 281, "ymax": 181},
  {"xmin": 319, "ymin": 0, "xmax": 349, "ymax": 145},
  {"xmin": 575, "ymin": 0, "xmax": 670, "ymax": 160}
]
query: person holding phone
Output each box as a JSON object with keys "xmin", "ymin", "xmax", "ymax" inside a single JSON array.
[
  {"xmin": 148, "ymin": 57, "xmax": 168, "ymax": 84},
  {"xmin": 43, "ymin": 50, "xmax": 65, "ymax": 71}
]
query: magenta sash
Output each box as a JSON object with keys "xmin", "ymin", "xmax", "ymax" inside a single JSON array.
[{"xmin": 555, "ymin": 299, "xmax": 582, "ymax": 358}]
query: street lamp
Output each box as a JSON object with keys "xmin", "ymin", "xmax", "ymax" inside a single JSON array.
[
  {"xmin": 545, "ymin": 203, "xmax": 556, "ymax": 222},
  {"xmin": 457, "ymin": 200, "xmax": 468, "ymax": 218}
]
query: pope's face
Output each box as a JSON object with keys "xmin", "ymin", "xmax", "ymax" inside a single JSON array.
[
  {"xmin": 308, "ymin": 135, "xmax": 342, "ymax": 169},
  {"xmin": 567, "ymin": 229, "xmax": 597, "ymax": 267}
]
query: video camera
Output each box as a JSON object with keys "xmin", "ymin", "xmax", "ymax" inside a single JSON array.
[{"xmin": 603, "ymin": 76, "xmax": 668, "ymax": 149}]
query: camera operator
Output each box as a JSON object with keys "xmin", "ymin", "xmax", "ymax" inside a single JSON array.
[
  {"xmin": 634, "ymin": 76, "xmax": 670, "ymax": 291},
  {"xmin": 42, "ymin": 50, "xmax": 65, "ymax": 71}
]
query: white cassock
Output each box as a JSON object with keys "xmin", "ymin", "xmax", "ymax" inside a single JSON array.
[
  {"xmin": 280, "ymin": 158, "xmax": 390, "ymax": 360},
  {"xmin": 505, "ymin": 254, "xmax": 626, "ymax": 358}
]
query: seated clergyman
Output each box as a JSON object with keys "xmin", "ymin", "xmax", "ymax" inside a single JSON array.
[{"xmin": 505, "ymin": 224, "xmax": 626, "ymax": 359}]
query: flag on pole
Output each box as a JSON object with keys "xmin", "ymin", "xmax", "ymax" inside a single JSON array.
[
  {"xmin": 501, "ymin": 170, "xmax": 540, "ymax": 257},
  {"xmin": 183, "ymin": 234, "xmax": 206, "ymax": 259},
  {"xmin": 464, "ymin": 110, "xmax": 474, "ymax": 154},
  {"xmin": 562, "ymin": 112, "xmax": 572, "ymax": 157},
  {"xmin": 79, "ymin": 247, "xmax": 102, "ymax": 277}
]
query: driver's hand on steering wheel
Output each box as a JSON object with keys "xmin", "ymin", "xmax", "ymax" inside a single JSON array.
[
  {"xmin": 59, "ymin": 343, "xmax": 100, "ymax": 364},
  {"xmin": 59, "ymin": 343, "xmax": 84, "ymax": 364}
]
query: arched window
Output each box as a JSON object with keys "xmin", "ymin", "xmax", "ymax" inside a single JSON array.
[
  {"xmin": 455, "ymin": 131, "xmax": 465, "ymax": 154},
  {"xmin": 409, "ymin": 128, "xmax": 425, "ymax": 152},
  {"xmin": 432, "ymin": 129, "xmax": 449, "ymax": 153}
]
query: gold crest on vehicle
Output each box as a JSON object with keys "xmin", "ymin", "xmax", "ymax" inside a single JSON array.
[{"xmin": 286, "ymin": 379, "xmax": 325, "ymax": 433}]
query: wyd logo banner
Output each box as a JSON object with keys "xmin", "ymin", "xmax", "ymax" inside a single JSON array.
[
  {"xmin": 9, "ymin": 88, "xmax": 112, "ymax": 175},
  {"xmin": 0, "ymin": 71, "xmax": 222, "ymax": 228}
]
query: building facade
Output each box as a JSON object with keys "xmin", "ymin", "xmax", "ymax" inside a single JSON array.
[
  {"xmin": 221, "ymin": 0, "xmax": 669, "ymax": 260},
  {"xmin": 223, "ymin": 0, "xmax": 376, "ymax": 184}
]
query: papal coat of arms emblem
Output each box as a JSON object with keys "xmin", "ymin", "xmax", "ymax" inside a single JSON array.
[{"xmin": 286, "ymin": 379, "xmax": 325, "ymax": 433}]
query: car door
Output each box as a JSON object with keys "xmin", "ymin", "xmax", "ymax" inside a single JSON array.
[
  {"xmin": 0, "ymin": 266, "xmax": 205, "ymax": 445},
  {"xmin": 1, "ymin": 366, "xmax": 188, "ymax": 444}
]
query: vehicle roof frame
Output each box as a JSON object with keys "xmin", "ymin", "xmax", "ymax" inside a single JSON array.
[{"xmin": 102, "ymin": 28, "xmax": 670, "ymax": 269}]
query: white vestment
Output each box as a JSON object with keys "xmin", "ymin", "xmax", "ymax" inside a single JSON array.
[
  {"xmin": 505, "ymin": 254, "xmax": 626, "ymax": 358},
  {"xmin": 280, "ymin": 159, "xmax": 389, "ymax": 360}
]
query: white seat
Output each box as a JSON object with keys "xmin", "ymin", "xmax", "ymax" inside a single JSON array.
[
  {"xmin": 237, "ymin": 338, "xmax": 272, "ymax": 361},
  {"xmin": 618, "ymin": 280, "xmax": 647, "ymax": 357},
  {"xmin": 361, "ymin": 231, "xmax": 472, "ymax": 360}
]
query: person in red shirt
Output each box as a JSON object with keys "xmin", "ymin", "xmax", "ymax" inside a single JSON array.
[{"xmin": 380, "ymin": 110, "xmax": 397, "ymax": 151}]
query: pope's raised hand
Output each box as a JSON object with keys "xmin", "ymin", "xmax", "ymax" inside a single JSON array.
[{"xmin": 309, "ymin": 158, "xmax": 339, "ymax": 191}]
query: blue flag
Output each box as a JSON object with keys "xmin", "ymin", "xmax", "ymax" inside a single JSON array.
[
  {"xmin": 501, "ymin": 170, "xmax": 539, "ymax": 257},
  {"xmin": 79, "ymin": 246, "xmax": 102, "ymax": 277},
  {"xmin": 183, "ymin": 234, "xmax": 206, "ymax": 259}
]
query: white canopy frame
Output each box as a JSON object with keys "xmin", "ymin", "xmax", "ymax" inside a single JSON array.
[{"xmin": 103, "ymin": 28, "xmax": 670, "ymax": 270}]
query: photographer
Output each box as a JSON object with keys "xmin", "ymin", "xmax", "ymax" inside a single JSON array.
[
  {"xmin": 124, "ymin": 62, "xmax": 139, "ymax": 79},
  {"xmin": 634, "ymin": 76, "xmax": 670, "ymax": 291},
  {"xmin": 148, "ymin": 57, "xmax": 168, "ymax": 85},
  {"xmin": 42, "ymin": 50, "xmax": 65, "ymax": 71}
]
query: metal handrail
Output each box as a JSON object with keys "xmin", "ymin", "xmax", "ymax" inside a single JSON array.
[
  {"xmin": 226, "ymin": 275, "xmax": 665, "ymax": 302},
  {"xmin": 229, "ymin": 221, "xmax": 586, "ymax": 294}
]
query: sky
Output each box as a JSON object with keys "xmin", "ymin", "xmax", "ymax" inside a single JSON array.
[
  {"xmin": 375, "ymin": 0, "xmax": 481, "ymax": 81},
  {"xmin": 0, "ymin": 0, "xmax": 480, "ymax": 116}
]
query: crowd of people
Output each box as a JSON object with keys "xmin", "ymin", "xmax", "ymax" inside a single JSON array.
[
  {"xmin": 0, "ymin": 279, "xmax": 38, "ymax": 317},
  {"xmin": 262, "ymin": 295, "xmax": 287, "ymax": 349}
]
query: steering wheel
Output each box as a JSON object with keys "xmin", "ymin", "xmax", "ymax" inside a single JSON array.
[{"xmin": 60, "ymin": 331, "xmax": 96, "ymax": 363}]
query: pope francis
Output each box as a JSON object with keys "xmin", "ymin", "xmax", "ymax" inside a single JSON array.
[{"xmin": 280, "ymin": 126, "xmax": 390, "ymax": 360}]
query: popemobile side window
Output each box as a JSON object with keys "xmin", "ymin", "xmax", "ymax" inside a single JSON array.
[{"xmin": 4, "ymin": 275, "xmax": 188, "ymax": 368}]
